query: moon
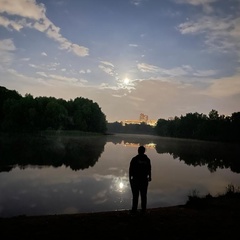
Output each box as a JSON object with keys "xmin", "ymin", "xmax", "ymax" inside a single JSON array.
[{"xmin": 123, "ymin": 78, "xmax": 130, "ymax": 85}]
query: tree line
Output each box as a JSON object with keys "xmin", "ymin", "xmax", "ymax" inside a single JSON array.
[
  {"xmin": 107, "ymin": 110, "xmax": 240, "ymax": 142},
  {"xmin": 1, "ymin": 86, "xmax": 239, "ymax": 142},
  {"xmin": 155, "ymin": 110, "xmax": 240, "ymax": 142},
  {"xmin": 0, "ymin": 86, "xmax": 107, "ymax": 133}
]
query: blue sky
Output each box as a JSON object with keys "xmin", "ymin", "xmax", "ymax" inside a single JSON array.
[{"xmin": 0, "ymin": 0, "xmax": 239, "ymax": 122}]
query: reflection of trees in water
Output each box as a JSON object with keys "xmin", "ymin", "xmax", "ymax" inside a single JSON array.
[
  {"xmin": 63, "ymin": 137, "xmax": 106, "ymax": 170},
  {"xmin": 1, "ymin": 134, "xmax": 239, "ymax": 174},
  {"xmin": 154, "ymin": 138, "xmax": 240, "ymax": 173},
  {"xmin": 0, "ymin": 134, "xmax": 107, "ymax": 172},
  {"xmin": 107, "ymin": 134, "xmax": 240, "ymax": 174}
]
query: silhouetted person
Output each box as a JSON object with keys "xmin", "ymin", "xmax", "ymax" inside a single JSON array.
[{"xmin": 129, "ymin": 145, "xmax": 151, "ymax": 214}]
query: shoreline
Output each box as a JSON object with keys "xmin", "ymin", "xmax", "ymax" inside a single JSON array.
[{"xmin": 1, "ymin": 198, "xmax": 240, "ymax": 239}]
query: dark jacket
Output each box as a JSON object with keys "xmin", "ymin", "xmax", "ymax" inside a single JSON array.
[{"xmin": 129, "ymin": 153, "xmax": 151, "ymax": 182}]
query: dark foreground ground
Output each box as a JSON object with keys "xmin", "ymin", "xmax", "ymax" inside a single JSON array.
[{"xmin": 1, "ymin": 197, "xmax": 240, "ymax": 240}]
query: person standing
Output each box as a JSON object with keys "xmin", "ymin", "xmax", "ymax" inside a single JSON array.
[{"xmin": 129, "ymin": 145, "xmax": 152, "ymax": 214}]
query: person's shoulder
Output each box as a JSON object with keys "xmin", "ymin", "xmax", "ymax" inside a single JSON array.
[
  {"xmin": 144, "ymin": 154, "xmax": 151, "ymax": 160},
  {"xmin": 132, "ymin": 155, "xmax": 138, "ymax": 159},
  {"xmin": 131, "ymin": 155, "xmax": 138, "ymax": 161}
]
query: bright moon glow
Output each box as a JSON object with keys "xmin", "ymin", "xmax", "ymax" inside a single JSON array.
[{"xmin": 123, "ymin": 78, "xmax": 130, "ymax": 85}]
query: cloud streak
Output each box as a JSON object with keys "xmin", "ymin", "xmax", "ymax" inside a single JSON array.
[
  {"xmin": 0, "ymin": 0, "xmax": 89, "ymax": 57},
  {"xmin": 178, "ymin": 12, "xmax": 240, "ymax": 55}
]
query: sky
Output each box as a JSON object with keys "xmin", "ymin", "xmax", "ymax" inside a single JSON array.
[{"xmin": 0, "ymin": 0, "xmax": 240, "ymax": 122}]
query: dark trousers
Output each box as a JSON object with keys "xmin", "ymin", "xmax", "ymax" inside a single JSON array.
[{"xmin": 130, "ymin": 180, "xmax": 148, "ymax": 211}]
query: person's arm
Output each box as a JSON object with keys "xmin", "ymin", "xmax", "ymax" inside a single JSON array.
[
  {"xmin": 129, "ymin": 159, "xmax": 133, "ymax": 181},
  {"xmin": 148, "ymin": 158, "xmax": 152, "ymax": 182}
]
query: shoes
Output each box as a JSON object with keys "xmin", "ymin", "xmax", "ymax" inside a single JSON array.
[
  {"xmin": 129, "ymin": 209, "xmax": 137, "ymax": 216},
  {"xmin": 140, "ymin": 209, "xmax": 147, "ymax": 216},
  {"xmin": 129, "ymin": 209, "xmax": 147, "ymax": 216}
]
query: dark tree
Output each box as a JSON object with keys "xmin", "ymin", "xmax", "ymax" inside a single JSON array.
[{"xmin": 0, "ymin": 86, "xmax": 107, "ymax": 133}]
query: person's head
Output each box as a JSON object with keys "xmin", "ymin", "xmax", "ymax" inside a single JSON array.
[{"xmin": 138, "ymin": 145, "xmax": 145, "ymax": 154}]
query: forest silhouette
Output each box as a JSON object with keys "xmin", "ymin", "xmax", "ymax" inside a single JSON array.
[
  {"xmin": 0, "ymin": 86, "xmax": 107, "ymax": 133},
  {"xmin": 1, "ymin": 85, "xmax": 240, "ymax": 142},
  {"xmin": 108, "ymin": 110, "xmax": 240, "ymax": 142}
]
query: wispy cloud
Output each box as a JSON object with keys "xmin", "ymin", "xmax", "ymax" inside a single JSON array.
[
  {"xmin": 0, "ymin": 38, "xmax": 16, "ymax": 51},
  {"xmin": 129, "ymin": 44, "xmax": 138, "ymax": 47},
  {"xmin": 79, "ymin": 69, "xmax": 91, "ymax": 74},
  {"xmin": 49, "ymin": 74, "xmax": 78, "ymax": 83},
  {"xmin": 20, "ymin": 58, "xmax": 30, "ymax": 61},
  {"xmin": 178, "ymin": 15, "xmax": 240, "ymax": 55},
  {"xmin": 36, "ymin": 71, "xmax": 48, "ymax": 77},
  {"xmin": 130, "ymin": 0, "xmax": 144, "ymax": 6},
  {"xmin": 137, "ymin": 63, "xmax": 159, "ymax": 73},
  {"xmin": 98, "ymin": 61, "xmax": 116, "ymax": 77},
  {"xmin": 0, "ymin": 39, "xmax": 16, "ymax": 65},
  {"xmin": 0, "ymin": 16, "xmax": 24, "ymax": 31},
  {"xmin": 0, "ymin": 0, "xmax": 89, "ymax": 57},
  {"xmin": 175, "ymin": 0, "xmax": 219, "ymax": 13},
  {"xmin": 137, "ymin": 62, "xmax": 217, "ymax": 78}
]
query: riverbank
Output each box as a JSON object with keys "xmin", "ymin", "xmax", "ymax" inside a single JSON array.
[{"xmin": 1, "ymin": 196, "xmax": 240, "ymax": 239}]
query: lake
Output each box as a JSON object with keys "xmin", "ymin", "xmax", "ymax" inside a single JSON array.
[{"xmin": 0, "ymin": 133, "xmax": 239, "ymax": 218}]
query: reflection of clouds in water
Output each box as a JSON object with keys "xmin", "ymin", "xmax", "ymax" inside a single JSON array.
[
  {"xmin": 62, "ymin": 207, "xmax": 78, "ymax": 214},
  {"xmin": 108, "ymin": 167, "xmax": 118, "ymax": 171},
  {"xmin": 53, "ymin": 188, "xmax": 58, "ymax": 193},
  {"xmin": 90, "ymin": 173, "xmax": 129, "ymax": 209},
  {"xmin": 72, "ymin": 188, "xmax": 83, "ymax": 194},
  {"xmin": 92, "ymin": 190, "xmax": 108, "ymax": 204},
  {"xmin": 94, "ymin": 174, "xmax": 128, "ymax": 193},
  {"xmin": 92, "ymin": 173, "xmax": 129, "ymax": 194}
]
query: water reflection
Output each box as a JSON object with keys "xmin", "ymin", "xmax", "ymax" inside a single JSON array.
[
  {"xmin": 0, "ymin": 134, "xmax": 106, "ymax": 172},
  {"xmin": 111, "ymin": 176, "xmax": 128, "ymax": 193},
  {"xmin": 124, "ymin": 142, "xmax": 156, "ymax": 149},
  {"xmin": 0, "ymin": 133, "xmax": 239, "ymax": 217},
  {"xmin": 0, "ymin": 134, "xmax": 240, "ymax": 173},
  {"xmin": 154, "ymin": 138, "xmax": 240, "ymax": 173},
  {"xmin": 1, "ymin": 134, "xmax": 240, "ymax": 173},
  {"xmin": 108, "ymin": 134, "xmax": 240, "ymax": 173}
]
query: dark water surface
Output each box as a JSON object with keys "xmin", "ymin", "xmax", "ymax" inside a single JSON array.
[{"xmin": 0, "ymin": 133, "xmax": 239, "ymax": 217}]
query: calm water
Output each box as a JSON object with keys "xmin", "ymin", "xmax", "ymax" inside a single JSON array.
[{"xmin": 0, "ymin": 133, "xmax": 239, "ymax": 218}]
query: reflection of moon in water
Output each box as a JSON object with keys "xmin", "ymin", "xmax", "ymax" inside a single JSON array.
[
  {"xmin": 111, "ymin": 176, "xmax": 128, "ymax": 193},
  {"xmin": 119, "ymin": 182, "xmax": 124, "ymax": 189}
]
